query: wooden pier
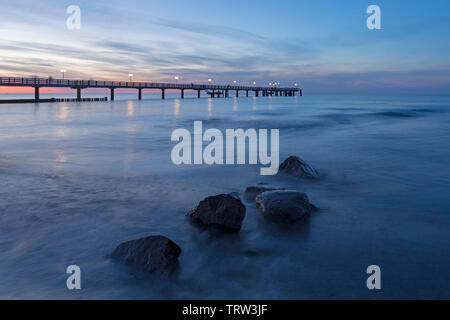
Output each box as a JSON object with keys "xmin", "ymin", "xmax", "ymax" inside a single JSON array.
[{"xmin": 0, "ymin": 77, "xmax": 301, "ymax": 102}]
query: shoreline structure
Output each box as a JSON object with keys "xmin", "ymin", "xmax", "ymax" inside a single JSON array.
[{"xmin": 0, "ymin": 76, "xmax": 302, "ymax": 103}]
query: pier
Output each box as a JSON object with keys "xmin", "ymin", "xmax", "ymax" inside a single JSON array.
[{"xmin": 0, "ymin": 77, "xmax": 302, "ymax": 102}]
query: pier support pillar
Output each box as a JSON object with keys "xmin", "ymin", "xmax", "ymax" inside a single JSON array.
[
  {"xmin": 138, "ymin": 88, "xmax": 142, "ymax": 100},
  {"xmin": 300, "ymin": 89, "xmax": 303, "ymax": 96},
  {"xmin": 34, "ymin": 87, "xmax": 40, "ymax": 101},
  {"xmin": 197, "ymin": 90, "xmax": 201, "ymax": 98},
  {"xmin": 236, "ymin": 90, "xmax": 239, "ymax": 97},
  {"xmin": 77, "ymin": 87, "xmax": 81, "ymax": 101},
  {"xmin": 110, "ymin": 88, "xmax": 115, "ymax": 101},
  {"xmin": 275, "ymin": 91, "xmax": 278, "ymax": 96},
  {"xmin": 225, "ymin": 90, "xmax": 229, "ymax": 98},
  {"xmin": 255, "ymin": 90, "xmax": 259, "ymax": 97},
  {"xmin": 181, "ymin": 89, "xmax": 184, "ymax": 99},
  {"xmin": 211, "ymin": 90, "xmax": 215, "ymax": 98},
  {"xmin": 161, "ymin": 89, "xmax": 165, "ymax": 99},
  {"xmin": 293, "ymin": 91, "xmax": 296, "ymax": 96},
  {"xmin": 246, "ymin": 90, "xmax": 249, "ymax": 97}
]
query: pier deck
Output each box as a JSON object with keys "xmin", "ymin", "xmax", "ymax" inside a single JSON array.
[{"xmin": 0, "ymin": 77, "xmax": 301, "ymax": 102}]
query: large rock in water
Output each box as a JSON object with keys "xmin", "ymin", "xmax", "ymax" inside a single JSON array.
[
  {"xmin": 255, "ymin": 190, "xmax": 316, "ymax": 222},
  {"xmin": 111, "ymin": 235, "xmax": 181, "ymax": 275},
  {"xmin": 279, "ymin": 156, "xmax": 318, "ymax": 179},
  {"xmin": 187, "ymin": 193, "xmax": 246, "ymax": 230},
  {"xmin": 244, "ymin": 183, "xmax": 285, "ymax": 202}
]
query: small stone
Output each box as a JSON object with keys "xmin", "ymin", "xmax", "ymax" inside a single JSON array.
[
  {"xmin": 279, "ymin": 156, "xmax": 318, "ymax": 179},
  {"xmin": 187, "ymin": 193, "xmax": 246, "ymax": 230},
  {"xmin": 244, "ymin": 183, "xmax": 285, "ymax": 201},
  {"xmin": 256, "ymin": 190, "xmax": 316, "ymax": 222},
  {"xmin": 111, "ymin": 235, "xmax": 181, "ymax": 275}
]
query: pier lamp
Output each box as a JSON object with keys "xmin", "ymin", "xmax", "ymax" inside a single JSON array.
[
  {"xmin": 294, "ymin": 83, "xmax": 298, "ymax": 87},
  {"xmin": 60, "ymin": 69, "xmax": 66, "ymax": 80},
  {"xmin": 175, "ymin": 76, "xmax": 179, "ymax": 84},
  {"xmin": 208, "ymin": 78, "xmax": 212, "ymax": 83},
  {"xmin": 128, "ymin": 74, "xmax": 133, "ymax": 82},
  {"xmin": 269, "ymin": 82, "xmax": 272, "ymax": 86},
  {"xmin": 233, "ymin": 80, "xmax": 237, "ymax": 85},
  {"xmin": 253, "ymin": 81, "xmax": 256, "ymax": 86}
]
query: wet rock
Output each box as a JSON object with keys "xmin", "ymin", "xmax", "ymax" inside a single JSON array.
[
  {"xmin": 111, "ymin": 235, "xmax": 181, "ymax": 275},
  {"xmin": 279, "ymin": 156, "xmax": 318, "ymax": 179},
  {"xmin": 187, "ymin": 193, "xmax": 246, "ymax": 230},
  {"xmin": 244, "ymin": 183, "xmax": 285, "ymax": 202},
  {"xmin": 255, "ymin": 190, "xmax": 316, "ymax": 222}
]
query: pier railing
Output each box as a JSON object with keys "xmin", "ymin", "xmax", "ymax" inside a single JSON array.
[
  {"xmin": 0, "ymin": 76, "xmax": 298, "ymax": 91},
  {"xmin": 0, "ymin": 76, "xmax": 301, "ymax": 101}
]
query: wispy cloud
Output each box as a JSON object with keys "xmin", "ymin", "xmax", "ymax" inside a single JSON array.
[{"xmin": 0, "ymin": 0, "xmax": 449, "ymax": 93}]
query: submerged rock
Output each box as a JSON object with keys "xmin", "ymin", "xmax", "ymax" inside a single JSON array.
[
  {"xmin": 244, "ymin": 183, "xmax": 285, "ymax": 202},
  {"xmin": 255, "ymin": 190, "xmax": 316, "ymax": 222},
  {"xmin": 111, "ymin": 235, "xmax": 181, "ymax": 275},
  {"xmin": 279, "ymin": 156, "xmax": 318, "ymax": 179},
  {"xmin": 187, "ymin": 193, "xmax": 246, "ymax": 230}
]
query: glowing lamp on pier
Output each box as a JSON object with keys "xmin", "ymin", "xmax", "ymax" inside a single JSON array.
[
  {"xmin": 174, "ymin": 76, "xmax": 179, "ymax": 84},
  {"xmin": 253, "ymin": 81, "xmax": 256, "ymax": 86},
  {"xmin": 233, "ymin": 80, "xmax": 237, "ymax": 85},
  {"xmin": 60, "ymin": 69, "xmax": 67, "ymax": 80},
  {"xmin": 128, "ymin": 74, "xmax": 133, "ymax": 82},
  {"xmin": 208, "ymin": 78, "xmax": 212, "ymax": 83}
]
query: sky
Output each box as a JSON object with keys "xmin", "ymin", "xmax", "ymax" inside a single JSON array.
[{"xmin": 0, "ymin": 0, "xmax": 450, "ymax": 94}]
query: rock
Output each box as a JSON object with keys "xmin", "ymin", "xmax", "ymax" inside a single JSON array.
[
  {"xmin": 279, "ymin": 156, "xmax": 318, "ymax": 179},
  {"xmin": 255, "ymin": 190, "xmax": 316, "ymax": 222},
  {"xmin": 244, "ymin": 183, "xmax": 285, "ymax": 201},
  {"xmin": 111, "ymin": 235, "xmax": 181, "ymax": 275},
  {"xmin": 187, "ymin": 193, "xmax": 246, "ymax": 230}
]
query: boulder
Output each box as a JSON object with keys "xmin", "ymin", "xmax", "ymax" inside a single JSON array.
[
  {"xmin": 111, "ymin": 235, "xmax": 181, "ymax": 275},
  {"xmin": 255, "ymin": 190, "xmax": 316, "ymax": 222},
  {"xmin": 279, "ymin": 156, "xmax": 318, "ymax": 179},
  {"xmin": 244, "ymin": 183, "xmax": 285, "ymax": 201},
  {"xmin": 187, "ymin": 193, "xmax": 246, "ymax": 230}
]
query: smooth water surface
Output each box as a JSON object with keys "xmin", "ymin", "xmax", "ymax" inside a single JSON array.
[{"xmin": 0, "ymin": 93, "xmax": 449, "ymax": 299}]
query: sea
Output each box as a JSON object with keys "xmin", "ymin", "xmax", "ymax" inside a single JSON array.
[{"xmin": 0, "ymin": 92, "xmax": 449, "ymax": 299}]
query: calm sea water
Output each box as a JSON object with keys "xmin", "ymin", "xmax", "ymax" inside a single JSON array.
[{"xmin": 0, "ymin": 93, "xmax": 449, "ymax": 299}]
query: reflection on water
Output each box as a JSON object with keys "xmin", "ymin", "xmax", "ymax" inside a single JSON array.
[
  {"xmin": 127, "ymin": 100, "xmax": 134, "ymax": 118},
  {"xmin": 54, "ymin": 150, "xmax": 68, "ymax": 163},
  {"xmin": 174, "ymin": 99, "xmax": 180, "ymax": 118},
  {"xmin": 208, "ymin": 98, "xmax": 213, "ymax": 117},
  {"xmin": 58, "ymin": 103, "xmax": 69, "ymax": 120},
  {"xmin": 56, "ymin": 126, "xmax": 69, "ymax": 138}
]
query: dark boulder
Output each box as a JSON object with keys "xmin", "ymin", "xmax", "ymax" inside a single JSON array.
[
  {"xmin": 255, "ymin": 190, "xmax": 316, "ymax": 222},
  {"xmin": 187, "ymin": 193, "xmax": 246, "ymax": 230},
  {"xmin": 279, "ymin": 156, "xmax": 318, "ymax": 179},
  {"xmin": 244, "ymin": 183, "xmax": 285, "ymax": 202},
  {"xmin": 111, "ymin": 235, "xmax": 181, "ymax": 275}
]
